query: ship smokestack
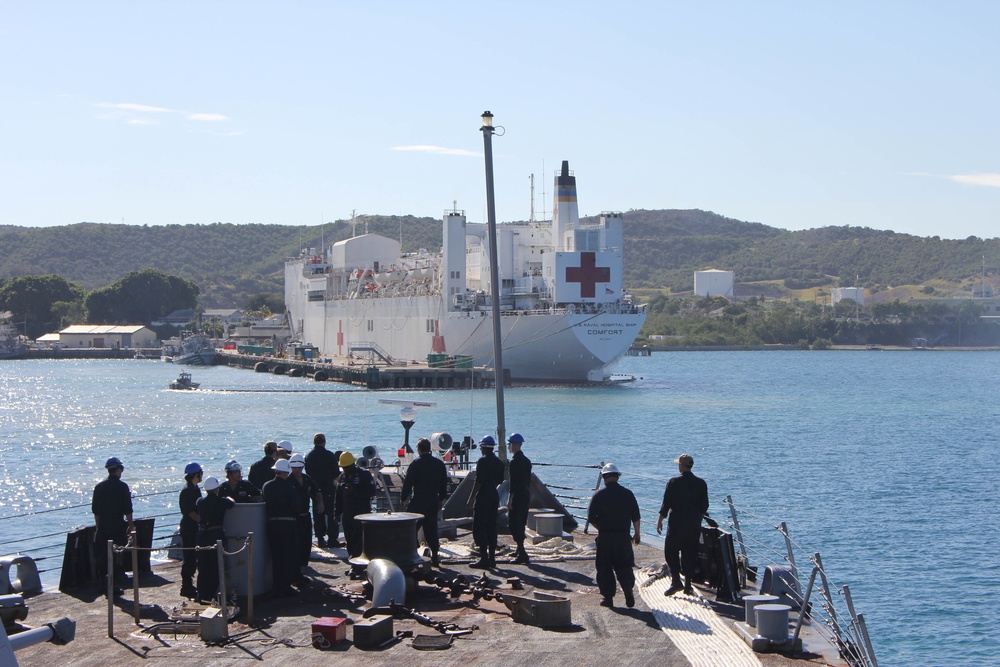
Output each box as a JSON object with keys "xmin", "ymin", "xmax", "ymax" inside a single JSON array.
[{"xmin": 552, "ymin": 160, "xmax": 578, "ymax": 251}]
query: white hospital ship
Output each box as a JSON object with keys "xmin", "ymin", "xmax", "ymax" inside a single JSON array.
[{"xmin": 285, "ymin": 161, "xmax": 646, "ymax": 382}]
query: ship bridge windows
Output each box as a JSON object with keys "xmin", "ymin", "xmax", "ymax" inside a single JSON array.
[{"xmin": 307, "ymin": 290, "xmax": 325, "ymax": 302}]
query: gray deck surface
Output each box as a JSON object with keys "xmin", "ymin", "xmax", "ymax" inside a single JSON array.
[{"xmin": 11, "ymin": 531, "xmax": 839, "ymax": 667}]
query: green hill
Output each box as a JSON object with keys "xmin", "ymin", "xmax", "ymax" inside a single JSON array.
[{"xmin": 1, "ymin": 211, "xmax": 997, "ymax": 307}]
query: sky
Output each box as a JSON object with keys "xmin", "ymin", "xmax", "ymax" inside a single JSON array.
[{"xmin": 2, "ymin": 1, "xmax": 999, "ymax": 239}]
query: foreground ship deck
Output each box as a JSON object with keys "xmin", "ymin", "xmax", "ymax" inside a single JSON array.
[{"xmin": 12, "ymin": 531, "xmax": 842, "ymax": 667}]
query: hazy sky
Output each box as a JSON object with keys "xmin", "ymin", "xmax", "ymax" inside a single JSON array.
[{"xmin": 3, "ymin": 1, "xmax": 998, "ymax": 239}]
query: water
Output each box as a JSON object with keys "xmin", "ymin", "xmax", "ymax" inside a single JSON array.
[{"xmin": 1, "ymin": 353, "xmax": 998, "ymax": 665}]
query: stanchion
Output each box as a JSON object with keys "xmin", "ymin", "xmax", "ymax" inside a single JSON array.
[
  {"xmin": 106, "ymin": 539, "xmax": 114, "ymax": 638},
  {"xmin": 247, "ymin": 532, "xmax": 254, "ymax": 626},
  {"xmin": 131, "ymin": 532, "xmax": 140, "ymax": 625},
  {"xmin": 216, "ymin": 539, "xmax": 228, "ymax": 640}
]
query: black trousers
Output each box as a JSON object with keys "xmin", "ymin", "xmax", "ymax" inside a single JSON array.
[
  {"xmin": 509, "ymin": 490, "xmax": 530, "ymax": 544},
  {"xmin": 94, "ymin": 521, "xmax": 127, "ymax": 584},
  {"xmin": 596, "ymin": 531, "xmax": 635, "ymax": 600},
  {"xmin": 267, "ymin": 519, "xmax": 297, "ymax": 592},
  {"xmin": 296, "ymin": 514, "xmax": 313, "ymax": 569},
  {"xmin": 180, "ymin": 523, "xmax": 198, "ymax": 583},
  {"xmin": 472, "ymin": 491, "xmax": 499, "ymax": 554},
  {"xmin": 664, "ymin": 524, "xmax": 700, "ymax": 584},
  {"xmin": 313, "ymin": 483, "xmax": 339, "ymax": 542},
  {"xmin": 407, "ymin": 496, "xmax": 441, "ymax": 555},
  {"xmin": 196, "ymin": 528, "xmax": 225, "ymax": 601}
]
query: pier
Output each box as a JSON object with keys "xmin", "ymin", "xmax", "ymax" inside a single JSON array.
[{"xmin": 217, "ymin": 350, "xmax": 501, "ymax": 390}]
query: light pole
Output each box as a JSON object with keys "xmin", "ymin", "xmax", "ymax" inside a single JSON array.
[{"xmin": 481, "ymin": 110, "xmax": 507, "ymax": 462}]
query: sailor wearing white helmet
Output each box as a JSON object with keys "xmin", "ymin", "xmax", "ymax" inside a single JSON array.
[
  {"xmin": 195, "ymin": 476, "xmax": 235, "ymax": 602},
  {"xmin": 262, "ymin": 458, "xmax": 299, "ymax": 597},
  {"xmin": 220, "ymin": 459, "xmax": 262, "ymax": 503},
  {"xmin": 288, "ymin": 453, "xmax": 323, "ymax": 582},
  {"xmin": 586, "ymin": 462, "xmax": 641, "ymax": 608}
]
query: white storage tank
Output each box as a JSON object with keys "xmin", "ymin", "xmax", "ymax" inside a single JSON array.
[
  {"xmin": 832, "ymin": 287, "xmax": 864, "ymax": 306},
  {"xmin": 694, "ymin": 269, "xmax": 734, "ymax": 298}
]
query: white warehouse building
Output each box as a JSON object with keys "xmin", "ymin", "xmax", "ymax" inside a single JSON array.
[
  {"xmin": 831, "ymin": 287, "xmax": 865, "ymax": 306},
  {"xmin": 694, "ymin": 269, "xmax": 734, "ymax": 298}
]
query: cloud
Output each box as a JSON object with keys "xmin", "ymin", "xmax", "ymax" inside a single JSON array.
[
  {"xmin": 187, "ymin": 113, "xmax": 229, "ymax": 122},
  {"xmin": 99, "ymin": 102, "xmax": 174, "ymax": 113},
  {"xmin": 948, "ymin": 173, "xmax": 1000, "ymax": 188},
  {"xmin": 392, "ymin": 145, "xmax": 480, "ymax": 157}
]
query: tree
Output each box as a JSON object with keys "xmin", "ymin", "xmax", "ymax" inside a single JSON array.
[
  {"xmin": 85, "ymin": 269, "xmax": 199, "ymax": 324},
  {"xmin": 0, "ymin": 275, "xmax": 85, "ymax": 338}
]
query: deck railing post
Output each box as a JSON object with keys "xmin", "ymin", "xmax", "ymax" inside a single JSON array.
[
  {"xmin": 843, "ymin": 584, "xmax": 877, "ymax": 667},
  {"xmin": 130, "ymin": 532, "xmax": 140, "ymax": 625},
  {"xmin": 725, "ymin": 495, "xmax": 747, "ymax": 559},
  {"xmin": 247, "ymin": 532, "xmax": 254, "ymax": 626},
  {"xmin": 106, "ymin": 540, "xmax": 114, "ymax": 638},
  {"xmin": 791, "ymin": 564, "xmax": 819, "ymax": 645},
  {"xmin": 217, "ymin": 539, "xmax": 228, "ymax": 640}
]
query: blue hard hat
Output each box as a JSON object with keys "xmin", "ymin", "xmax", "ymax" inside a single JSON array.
[
  {"xmin": 479, "ymin": 435, "xmax": 496, "ymax": 447},
  {"xmin": 105, "ymin": 456, "xmax": 123, "ymax": 470},
  {"xmin": 184, "ymin": 461, "xmax": 203, "ymax": 475},
  {"xmin": 507, "ymin": 433, "xmax": 524, "ymax": 444}
]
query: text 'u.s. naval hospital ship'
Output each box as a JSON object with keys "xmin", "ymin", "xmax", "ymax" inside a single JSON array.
[{"xmin": 285, "ymin": 161, "xmax": 647, "ymax": 383}]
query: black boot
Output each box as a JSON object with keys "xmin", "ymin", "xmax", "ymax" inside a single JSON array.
[
  {"xmin": 180, "ymin": 578, "xmax": 197, "ymax": 599},
  {"xmin": 512, "ymin": 544, "xmax": 530, "ymax": 564}
]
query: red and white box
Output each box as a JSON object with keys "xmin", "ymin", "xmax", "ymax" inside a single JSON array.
[{"xmin": 311, "ymin": 616, "xmax": 347, "ymax": 649}]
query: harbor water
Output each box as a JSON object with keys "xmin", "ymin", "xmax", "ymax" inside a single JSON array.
[{"xmin": 1, "ymin": 352, "xmax": 997, "ymax": 666}]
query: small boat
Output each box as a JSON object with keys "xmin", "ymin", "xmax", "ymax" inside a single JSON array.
[{"xmin": 168, "ymin": 371, "xmax": 199, "ymax": 390}]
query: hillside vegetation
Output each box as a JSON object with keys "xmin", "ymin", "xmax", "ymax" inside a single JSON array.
[{"xmin": 1, "ymin": 211, "xmax": 998, "ymax": 307}]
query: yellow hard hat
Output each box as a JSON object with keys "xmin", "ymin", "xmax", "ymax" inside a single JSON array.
[{"xmin": 339, "ymin": 451, "xmax": 356, "ymax": 467}]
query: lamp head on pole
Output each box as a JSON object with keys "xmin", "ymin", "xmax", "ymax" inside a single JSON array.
[
  {"xmin": 399, "ymin": 407, "xmax": 416, "ymax": 424},
  {"xmin": 481, "ymin": 110, "xmax": 494, "ymax": 129}
]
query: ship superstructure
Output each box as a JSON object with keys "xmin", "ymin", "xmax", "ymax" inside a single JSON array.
[{"xmin": 285, "ymin": 161, "xmax": 646, "ymax": 382}]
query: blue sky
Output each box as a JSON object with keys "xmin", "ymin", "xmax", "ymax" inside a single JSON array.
[{"xmin": 2, "ymin": 1, "xmax": 998, "ymax": 239}]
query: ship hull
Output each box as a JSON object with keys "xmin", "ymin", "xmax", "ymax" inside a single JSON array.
[{"xmin": 295, "ymin": 295, "xmax": 645, "ymax": 383}]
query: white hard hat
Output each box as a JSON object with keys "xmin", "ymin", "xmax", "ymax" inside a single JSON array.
[
  {"xmin": 277, "ymin": 440, "xmax": 293, "ymax": 453},
  {"xmin": 601, "ymin": 463, "xmax": 621, "ymax": 476},
  {"xmin": 289, "ymin": 453, "xmax": 305, "ymax": 468},
  {"xmin": 272, "ymin": 459, "xmax": 292, "ymax": 473},
  {"xmin": 204, "ymin": 476, "xmax": 221, "ymax": 491}
]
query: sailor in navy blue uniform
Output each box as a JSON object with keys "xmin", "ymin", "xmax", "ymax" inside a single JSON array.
[
  {"xmin": 196, "ymin": 476, "xmax": 235, "ymax": 602},
  {"xmin": 304, "ymin": 433, "xmax": 340, "ymax": 548},
  {"xmin": 657, "ymin": 453, "xmax": 709, "ymax": 596},
  {"xmin": 334, "ymin": 451, "xmax": 377, "ymax": 558},
  {"xmin": 91, "ymin": 456, "xmax": 133, "ymax": 596},
  {"xmin": 587, "ymin": 463, "xmax": 641, "ymax": 607},
  {"xmin": 263, "ymin": 458, "xmax": 299, "ymax": 597},
  {"xmin": 220, "ymin": 460, "xmax": 261, "ymax": 503},
  {"xmin": 400, "ymin": 437, "xmax": 449, "ymax": 566},
  {"xmin": 467, "ymin": 435, "xmax": 504, "ymax": 569},
  {"xmin": 178, "ymin": 461, "xmax": 203, "ymax": 599},
  {"xmin": 506, "ymin": 433, "xmax": 532, "ymax": 564},
  {"xmin": 288, "ymin": 453, "xmax": 323, "ymax": 581},
  {"xmin": 248, "ymin": 440, "xmax": 278, "ymax": 490}
]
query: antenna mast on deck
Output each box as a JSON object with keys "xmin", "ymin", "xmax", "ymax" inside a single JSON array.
[{"xmin": 529, "ymin": 174, "xmax": 535, "ymax": 222}]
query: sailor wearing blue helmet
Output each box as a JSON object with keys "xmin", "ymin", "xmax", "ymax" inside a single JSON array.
[
  {"xmin": 178, "ymin": 461, "xmax": 203, "ymax": 598},
  {"xmin": 468, "ymin": 435, "xmax": 504, "ymax": 568},
  {"xmin": 506, "ymin": 433, "xmax": 532, "ymax": 564},
  {"xmin": 91, "ymin": 456, "xmax": 133, "ymax": 596}
]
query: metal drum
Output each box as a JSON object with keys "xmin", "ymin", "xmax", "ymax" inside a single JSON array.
[
  {"xmin": 222, "ymin": 502, "xmax": 270, "ymax": 595},
  {"xmin": 349, "ymin": 512, "xmax": 425, "ymax": 569}
]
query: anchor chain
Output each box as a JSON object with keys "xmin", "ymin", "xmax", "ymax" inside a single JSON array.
[{"xmin": 365, "ymin": 600, "xmax": 479, "ymax": 636}]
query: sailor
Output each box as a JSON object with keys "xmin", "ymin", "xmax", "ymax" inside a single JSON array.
[
  {"xmin": 248, "ymin": 440, "xmax": 279, "ymax": 490},
  {"xmin": 506, "ymin": 433, "xmax": 532, "ymax": 564},
  {"xmin": 334, "ymin": 452, "xmax": 377, "ymax": 558},
  {"xmin": 91, "ymin": 456, "xmax": 133, "ymax": 596},
  {"xmin": 276, "ymin": 440, "xmax": 293, "ymax": 460},
  {"xmin": 262, "ymin": 459, "xmax": 299, "ymax": 597},
  {"xmin": 586, "ymin": 463, "xmax": 641, "ymax": 608},
  {"xmin": 288, "ymin": 453, "xmax": 323, "ymax": 583},
  {"xmin": 195, "ymin": 476, "xmax": 235, "ymax": 603},
  {"xmin": 400, "ymin": 437, "xmax": 449, "ymax": 567},
  {"xmin": 657, "ymin": 453, "xmax": 710, "ymax": 596},
  {"xmin": 178, "ymin": 461, "xmax": 203, "ymax": 599},
  {"xmin": 220, "ymin": 460, "xmax": 262, "ymax": 503},
  {"xmin": 304, "ymin": 432, "xmax": 340, "ymax": 548},
  {"xmin": 467, "ymin": 435, "xmax": 505, "ymax": 569}
]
